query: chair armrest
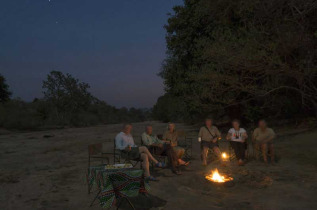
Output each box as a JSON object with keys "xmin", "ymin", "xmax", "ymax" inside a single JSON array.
[{"xmin": 101, "ymin": 152, "xmax": 121, "ymax": 156}]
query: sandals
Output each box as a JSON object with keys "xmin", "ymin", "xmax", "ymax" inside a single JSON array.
[
  {"xmin": 155, "ymin": 162, "xmax": 166, "ymax": 168},
  {"xmin": 145, "ymin": 176, "xmax": 159, "ymax": 182},
  {"xmin": 180, "ymin": 161, "xmax": 190, "ymax": 166}
]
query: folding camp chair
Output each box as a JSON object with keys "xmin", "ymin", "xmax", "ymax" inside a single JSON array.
[
  {"xmin": 87, "ymin": 143, "xmax": 111, "ymax": 194},
  {"xmin": 177, "ymin": 130, "xmax": 193, "ymax": 161},
  {"xmin": 113, "ymin": 138, "xmax": 142, "ymax": 168}
]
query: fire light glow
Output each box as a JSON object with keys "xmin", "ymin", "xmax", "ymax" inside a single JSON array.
[{"xmin": 205, "ymin": 168, "xmax": 233, "ymax": 183}]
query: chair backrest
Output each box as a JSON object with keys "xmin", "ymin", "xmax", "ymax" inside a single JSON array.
[
  {"xmin": 177, "ymin": 130, "xmax": 186, "ymax": 138},
  {"xmin": 88, "ymin": 143, "xmax": 102, "ymax": 156},
  {"xmin": 140, "ymin": 136, "xmax": 144, "ymax": 146}
]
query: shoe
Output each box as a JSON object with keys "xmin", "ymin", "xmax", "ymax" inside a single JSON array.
[{"xmin": 155, "ymin": 162, "xmax": 166, "ymax": 168}]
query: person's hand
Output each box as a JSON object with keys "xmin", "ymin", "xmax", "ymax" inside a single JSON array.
[
  {"xmin": 125, "ymin": 146, "xmax": 131, "ymax": 151},
  {"xmin": 212, "ymin": 138, "xmax": 218, "ymax": 143}
]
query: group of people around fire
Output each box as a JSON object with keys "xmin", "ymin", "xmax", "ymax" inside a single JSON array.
[{"xmin": 115, "ymin": 117, "xmax": 276, "ymax": 181}]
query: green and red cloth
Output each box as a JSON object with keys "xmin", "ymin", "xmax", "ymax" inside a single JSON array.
[{"xmin": 88, "ymin": 166, "xmax": 149, "ymax": 208}]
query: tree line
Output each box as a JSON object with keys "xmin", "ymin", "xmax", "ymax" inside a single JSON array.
[
  {"xmin": 0, "ymin": 72, "xmax": 151, "ymax": 130},
  {"xmin": 153, "ymin": 0, "xmax": 317, "ymax": 123}
]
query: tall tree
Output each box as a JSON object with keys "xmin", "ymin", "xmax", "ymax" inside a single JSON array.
[
  {"xmin": 0, "ymin": 74, "xmax": 11, "ymax": 102},
  {"xmin": 42, "ymin": 71, "xmax": 94, "ymax": 124},
  {"xmin": 158, "ymin": 0, "xmax": 317, "ymax": 122}
]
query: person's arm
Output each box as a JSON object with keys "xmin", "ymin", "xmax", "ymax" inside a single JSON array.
[
  {"xmin": 213, "ymin": 127, "xmax": 221, "ymax": 142},
  {"xmin": 198, "ymin": 128, "xmax": 203, "ymax": 142},
  {"xmin": 242, "ymin": 129, "xmax": 248, "ymax": 141},
  {"xmin": 131, "ymin": 137, "xmax": 137, "ymax": 148},
  {"xmin": 155, "ymin": 136, "xmax": 164, "ymax": 145},
  {"xmin": 162, "ymin": 132, "xmax": 167, "ymax": 140},
  {"xmin": 226, "ymin": 129, "xmax": 233, "ymax": 140},
  {"xmin": 198, "ymin": 128, "xmax": 202, "ymax": 137},
  {"xmin": 115, "ymin": 134, "xmax": 126, "ymax": 150},
  {"xmin": 262, "ymin": 129, "xmax": 276, "ymax": 143},
  {"xmin": 161, "ymin": 132, "xmax": 170, "ymax": 144},
  {"xmin": 226, "ymin": 133, "xmax": 232, "ymax": 140},
  {"xmin": 141, "ymin": 133, "xmax": 150, "ymax": 146}
]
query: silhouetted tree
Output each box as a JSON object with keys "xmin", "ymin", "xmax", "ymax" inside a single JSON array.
[
  {"xmin": 42, "ymin": 71, "xmax": 94, "ymax": 124},
  {"xmin": 157, "ymin": 0, "xmax": 317, "ymax": 122},
  {"xmin": 0, "ymin": 74, "xmax": 11, "ymax": 102}
]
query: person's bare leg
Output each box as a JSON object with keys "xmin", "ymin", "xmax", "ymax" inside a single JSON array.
[
  {"xmin": 213, "ymin": 147, "xmax": 222, "ymax": 158},
  {"xmin": 174, "ymin": 148, "xmax": 182, "ymax": 159},
  {"xmin": 139, "ymin": 146, "xmax": 158, "ymax": 164},
  {"xmin": 255, "ymin": 144, "xmax": 260, "ymax": 160},
  {"xmin": 179, "ymin": 148, "xmax": 185, "ymax": 159},
  {"xmin": 202, "ymin": 147, "xmax": 208, "ymax": 165},
  {"xmin": 261, "ymin": 144, "xmax": 268, "ymax": 164},
  {"xmin": 141, "ymin": 153, "xmax": 150, "ymax": 177},
  {"xmin": 269, "ymin": 143, "xmax": 275, "ymax": 164}
]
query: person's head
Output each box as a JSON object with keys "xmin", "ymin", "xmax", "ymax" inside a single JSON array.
[
  {"xmin": 145, "ymin": 125, "xmax": 153, "ymax": 135},
  {"xmin": 232, "ymin": 119, "xmax": 240, "ymax": 130},
  {"xmin": 205, "ymin": 117, "xmax": 213, "ymax": 127},
  {"xmin": 168, "ymin": 123, "xmax": 175, "ymax": 132},
  {"xmin": 122, "ymin": 123, "xmax": 132, "ymax": 134},
  {"xmin": 258, "ymin": 119, "xmax": 267, "ymax": 130}
]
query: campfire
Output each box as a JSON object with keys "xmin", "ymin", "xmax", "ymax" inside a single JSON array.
[{"xmin": 205, "ymin": 168, "xmax": 233, "ymax": 183}]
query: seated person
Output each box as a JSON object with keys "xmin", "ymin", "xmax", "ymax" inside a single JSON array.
[
  {"xmin": 115, "ymin": 124, "xmax": 164, "ymax": 181},
  {"xmin": 162, "ymin": 123, "xmax": 186, "ymax": 160},
  {"xmin": 252, "ymin": 119, "xmax": 276, "ymax": 164},
  {"xmin": 198, "ymin": 117, "xmax": 222, "ymax": 166},
  {"xmin": 141, "ymin": 125, "xmax": 188, "ymax": 174},
  {"xmin": 226, "ymin": 119, "xmax": 248, "ymax": 166}
]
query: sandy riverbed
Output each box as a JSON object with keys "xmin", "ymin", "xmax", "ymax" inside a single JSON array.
[{"xmin": 0, "ymin": 122, "xmax": 316, "ymax": 210}]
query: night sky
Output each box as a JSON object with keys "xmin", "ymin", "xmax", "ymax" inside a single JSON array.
[{"xmin": 0, "ymin": 0, "xmax": 183, "ymax": 108}]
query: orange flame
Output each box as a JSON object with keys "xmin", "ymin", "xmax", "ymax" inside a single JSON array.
[{"xmin": 205, "ymin": 168, "xmax": 233, "ymax": 183}]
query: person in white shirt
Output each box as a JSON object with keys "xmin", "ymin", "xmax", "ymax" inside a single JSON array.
[
  {"xmin": 115, "ymin": 124, "xmax": 164, "ymax": 181},
  {"xmin": 226, "ymin": 119, "xmax": 248, "ymax": 166}
]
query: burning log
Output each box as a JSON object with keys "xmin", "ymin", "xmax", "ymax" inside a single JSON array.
[{"xmin": 205, "ymin": 168, "xmax": 234, "ymax": 187}]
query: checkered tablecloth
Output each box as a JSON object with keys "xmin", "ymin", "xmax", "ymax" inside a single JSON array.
[{"xmin": 88, "ymin": 166, "xmax": 149, "ymax": 208}]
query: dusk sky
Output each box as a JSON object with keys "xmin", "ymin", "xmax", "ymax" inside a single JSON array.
[{"xmin": 0, "ymin": 0, "xmax": 183, "ymax": 108}]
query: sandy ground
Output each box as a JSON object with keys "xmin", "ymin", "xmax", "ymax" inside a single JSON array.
[{"xmin": 0, "ymin": 121, "xmax": 316, "ymax": 210}]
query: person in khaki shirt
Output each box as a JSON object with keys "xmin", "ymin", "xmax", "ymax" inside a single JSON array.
[
  {"xmin": 162, "ymin": 123, "xmax": 188, "ymax": 165},
  {"xmin": 252, "ymin": 119, "xmax": 276, "ymax": 164},
  {"xmin": 141, "ymin": 125, "xmax": 183, "ymax": 175},
  {"xmin": 198, "ymin": 117, "xmax": 222, "ymax": 166}
]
